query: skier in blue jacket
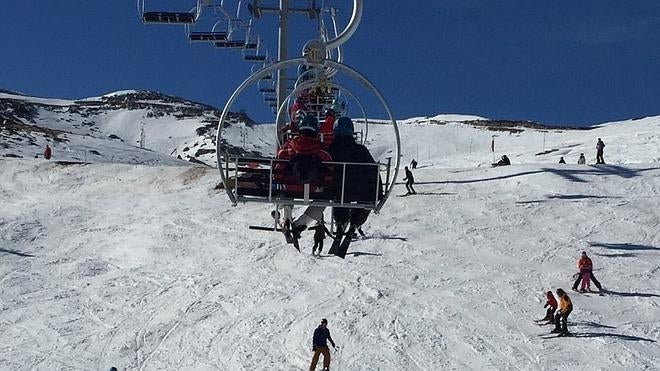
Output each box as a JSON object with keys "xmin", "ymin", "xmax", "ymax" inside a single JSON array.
[{"xmin": 309, "ymin": 318, "xmax": 337, "ymax": 371}]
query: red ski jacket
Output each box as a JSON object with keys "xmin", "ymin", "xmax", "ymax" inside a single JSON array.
[
  {"xmin": 274, "ymin": 135, "xmax": 333, "ymax": 192},
  {"xmin": 544, "ymin": 293, "xmax": 557, "ymax": 309},
  {"xmin": 319, "ymin": 114, "xmax": 335, "ymax": 145},
  {"xmin": 577, "ymin": 256, "xmax": 593, "ymax": 272}
]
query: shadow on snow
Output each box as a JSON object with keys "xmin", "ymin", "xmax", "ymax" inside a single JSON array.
[
  {"xmin": 589, "ymin": 242, "xmax": 660, "ymax": 251},
  {"xmin": 414, "ymin": 166, "xmax": 660, "ymax": 185},
  {"xmin": 571, "ymin": 332, "xmax": 656, "ymax": 342},
  {"xmin": 0, "ymin": 248, "xmax": 35, "ymax": 257}
]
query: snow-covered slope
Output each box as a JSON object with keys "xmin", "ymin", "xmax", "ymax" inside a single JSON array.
[
  {"xmin": 1, "ymin": 157, "xmax": 658, "ymax": 370},
  {"xmin": 1, "ymin": 90, "xmax": 659, "ymax": 370}
]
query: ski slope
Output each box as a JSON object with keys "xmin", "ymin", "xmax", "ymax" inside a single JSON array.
[{"xmin": 1, "ymin": 154, "xmax": 658, "ymax": 370}]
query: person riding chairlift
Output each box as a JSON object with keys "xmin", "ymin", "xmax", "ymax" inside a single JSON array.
[
  {"xmin": 319, "ymin": 102, "xmax": 343, "ymax": 144},
  {"xmin": 274, "ymin": 115, "xmax": 333, "ymax": 235}
]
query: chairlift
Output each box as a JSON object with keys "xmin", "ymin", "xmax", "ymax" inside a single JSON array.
[
  {"xmin": 187, "ymin": 19, "xmax": 228, "ymax": 42},
  {"xmin": 243, "ymin": 37, "xmax": 268, "ymax": 62},
  {"xmin": 248, "ymin": 0, "xmax": 319, "ymax": 19},
  {"xmin": 216, "ymin": 55, "xmax": 399, "ymax": 212},
  {"xmin": 138, "ymin": 0, "xmax": 202, "ymax": 24}
]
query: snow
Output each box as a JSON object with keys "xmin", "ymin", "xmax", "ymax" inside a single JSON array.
[
  {"xmin": 0, "ymin": 92, "xmax": 76, "ymax": 106},
  {"xmin": 1, "ymin": 113, "xmax": 659, "ymax": 370}
]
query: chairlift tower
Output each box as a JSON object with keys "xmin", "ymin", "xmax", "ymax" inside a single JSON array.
[{"xmin": 248, "ymin": 1, "xmax": 320, "ymax": 126}]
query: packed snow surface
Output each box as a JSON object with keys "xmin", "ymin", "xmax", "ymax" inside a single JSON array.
[{"xmin": 1, "ymin": 115, "xmax": 659, "ymax": 370}]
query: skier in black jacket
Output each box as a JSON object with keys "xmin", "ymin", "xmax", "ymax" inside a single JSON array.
[
  {"xmin": 308, "ymin": 220, "xmax": 333, "ymax": 255},
  {"xmin": 327, "ymin": 117, "xmax": 382, "ymax": 248},
  {"xmin": 309, "ymin": 318, "xmax": 337, "ymax": 371},
  {"xmin": 403, "ymin": 166, "xmax": 416, "ymax": 194}
]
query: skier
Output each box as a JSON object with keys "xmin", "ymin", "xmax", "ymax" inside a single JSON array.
[
  {"xmin": 571, "ymin": 251, "xmax": 603, "ymax": 292},
  {"xmin": 492, "ymin": 155, "xmax": 510, "ymax": 166},
  {"xmin": 327, "ymin": 117, "xmax": 382, "ymax": 257},
  {"xmin": 309, "ymin": 318, "xmax": 337, "ymax": 371},
  {"xmin": 280, "ymin": 108, "xmax": 307, "ymax": 143},
  {"xmin": 319, "ymin": 101, "xmax": 342, "ymax": 144},
  {"xmin": 44, "ymin": 144, "xmax": 52, "ymax": 160},
  {"xmin": 577, "ymin": 153, "xmax": 586, "ymax": 165},
  {"xmin": 410, "ymin": 158, "xmax": 418, "ymax": 169},
  {"xmin": 403, "ymin": 166, "xmax": 416, "ymax": 194},
  {"xmin": 551, "ymin": 288, "xmax": 573, "ymax": 335},
  {"xmin": 274, "ymin": 115, "xmax": 333, "ymax": 246},
  {"xmin": 539, "ymin": 290, "xmax": 558, "ymax": 323},
  {"xmin": 558, "ymin": 157, "xmax": 566, "ymax": 164},
  {"xmin": 596, "ymin": 138, "xmax": 605, "ymax": 164},
  {"xmin": 308, "ymin": 219, "xmax": 333, "ymax": 256}
]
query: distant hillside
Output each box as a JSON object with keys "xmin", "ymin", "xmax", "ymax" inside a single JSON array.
[
  {"xmin": 3, "ymin": 89, "xmax": 658, "ymax": 168},
  {"xmin": 0, "ymin": 89, "xmax": 257, "ymax": 166}
]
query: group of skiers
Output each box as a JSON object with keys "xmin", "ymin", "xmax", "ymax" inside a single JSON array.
[
  {"xmin": 560, "ymin": 137, "xmax": 604, "ymax": 165},
  {"xmin": 275, "ymin": 107, "xmax": 382, "ymax": 257},
  {"xmin": 538, "ymin": 251, "xmax": 604, "ymax": 336},
  {"xmin": 494, "ymin": 138, "xmax": 605, "ymax": 167}
]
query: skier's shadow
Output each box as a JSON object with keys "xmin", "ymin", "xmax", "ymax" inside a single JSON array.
[
  {"xmin": 346, "ymin": 251, "xmax": 383, "ymax": 257},
  {"xmin": 415, "ymin": 192, "xmax": 456, "ymax": 196},
  {"xmin": 572, "ymin": 321, "xmax": 616, "ymax": 329},
  {"xmin": 361, "ymin": 236, "xmax": 408, "ymax": 241},
  {"xmin": 590, "ymin": 242, "xmax": 660, "ymax": 251},
  {"xmin": 594, "ymin": 252, "xmax": 637, "ymax": 258},
  {"xmin": 602, "ymin": 290, "xmax": 660, "ymax": 298},
  {"xmin": 0, "ymin": 248, "xmax": 35, "ymax": 257},
  {"xmin": 571, "ymin": 332, "xmax": 656, "ymax": 342}
]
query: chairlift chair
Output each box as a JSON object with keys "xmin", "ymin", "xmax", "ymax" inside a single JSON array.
[
  {"xmin": 138, "ymin": 0, "xmax": 202, "ymax": 24},
  {"xmin": 243, "ymin": 37, "xmax": 268, "ymax": 62},
  {"xmin": 216, "ymin": 55, "xmax": 399, "ymax": 212},
  {"xmin": 187, "ymin": 19, "xmax": 228, "ymax": 42}
]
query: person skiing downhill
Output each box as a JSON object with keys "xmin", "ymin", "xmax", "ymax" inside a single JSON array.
[
  {"xmin": 551, "ymin": 288, "xmax": 573, "ymax": 335},
  {"xmin": 309, "ymin": 318, "xmax": 337, "ymax": 371},
  {"xmin": 572, "ymin": 251, "xmax": 603, "ymax": 292},
  {"xmin": 539, "ymin": 290, "xmax": 558, "ymax": 323},
  {"xmin": 403, "ymin": 166, "xmax": 416, "ymax": 194},
  {"xmin": 308, "ymin": 219, "xmax": 333, "ymax": 255}
]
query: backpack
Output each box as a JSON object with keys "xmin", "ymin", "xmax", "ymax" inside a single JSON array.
[{"xmin": 286, "ymin": 154, "xmax": 325, "ymax": 184}]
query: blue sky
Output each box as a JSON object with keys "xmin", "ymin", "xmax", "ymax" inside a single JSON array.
[{"xmin": 1, "ymin": 1, "xmax": 659, "ymax": 126}]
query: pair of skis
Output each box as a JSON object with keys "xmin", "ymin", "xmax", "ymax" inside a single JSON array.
[
  {"xmin": 248, "ymin": 223, "xmax": 356, "ymax": 258},
  {"xmin": 534, "ymin": 318, "xmax": 573, "ymax": 338},
  {"xmin": 248, "ymin": 224, "xmax": 300, "ymax": 252},
  {"xmin": 327, "ymin": 225, "xmax": 355, "ymax": 259}
]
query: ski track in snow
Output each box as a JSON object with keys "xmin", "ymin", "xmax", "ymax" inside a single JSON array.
[{"xmin": 0, "ymin": 158, "xmax": 659, "ymax": 370}]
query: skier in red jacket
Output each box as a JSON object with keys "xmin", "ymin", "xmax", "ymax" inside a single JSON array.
[
  {"xmin": 274, "ymin": 115, "xmax": 333, "ymax": 244},
  {"xmin": 572, "ymin": 251, "xmax": 603, "ymax": 292},
  {"xmin": 538, "ymin": 290, "xmax": 558, "ymax": 323},
  {"xmin": 43, "ymin": 145, "xmax": 52, "ymax": 160}
]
